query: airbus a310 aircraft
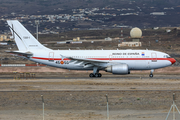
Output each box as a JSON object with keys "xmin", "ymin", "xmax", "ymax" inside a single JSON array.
[{"xmin": 6, "ymin": 20, "xmax": 176, "ymax": 78}]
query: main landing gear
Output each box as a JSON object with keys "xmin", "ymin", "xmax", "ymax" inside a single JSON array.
[
  {"xmin": 89, "ymin": 73, "xmax": 102, "ymax": 78},
  {"xmin": 89, "ymin": 66, "xmax": 102, "ymax": 78},
  {"xmin": 149, "ymin": 69, "xmax": 154, "ymax": 78}
]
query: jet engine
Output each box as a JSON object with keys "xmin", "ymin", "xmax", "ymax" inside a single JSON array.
[{"xmin": 105, "ymin": 64, "xmax": 130, "ymax": 74}]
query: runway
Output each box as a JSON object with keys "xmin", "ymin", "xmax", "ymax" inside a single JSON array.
[
  {"xmin": 0, "ymin": 75, "xmax": 180, "ymax": 92},
  {"xmin": 0, "ymin": 74, "xmax": 180, "ymax": 80}
]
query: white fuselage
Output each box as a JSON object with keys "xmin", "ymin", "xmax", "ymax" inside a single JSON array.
[{"xmin": 28, "ymin": 49, "xmax": 174, "ymax": 71}]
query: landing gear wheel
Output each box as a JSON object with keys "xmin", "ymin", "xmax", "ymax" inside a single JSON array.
[
  {"xmin": 89, "ymin": 73, "xmax": 94, "ymax": 78},
  {"xmin": 95, "ymin": 73, "xmax": 99, "ymax": 77},
  {"xmin": 98, "ymin": 73, "xmax": 102, "ymax": 77},
  {"xmin": 89, "ymin": 73, "xmax": 102, "ymax": 78},
  {"xmin": 149, "ymin": 74, "xmax": 153, "ymax": 78}
]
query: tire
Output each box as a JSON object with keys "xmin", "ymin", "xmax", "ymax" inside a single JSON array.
[
  {"xmin": 95, "ymin": 73, "xmax": 99, "ymax": 77},
  {"xmin": 149, "ymin": 74, "xmax": 153, "ymax": 78},
  {"xmin": 98, "ymin": 73, "xmax": 102, "ymax": 77},
  {"xmin": 89, "ymin": 73, "xmax": 94, "ymax": 78}
]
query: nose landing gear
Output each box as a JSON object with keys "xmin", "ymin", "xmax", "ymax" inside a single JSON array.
[
  {"xmin": 149, "ymin": 74, "xmax": 153, "ymax": 78},
  {"xmin": 149, "ymin": 69, "xmax": 154, "ymax": 78}
]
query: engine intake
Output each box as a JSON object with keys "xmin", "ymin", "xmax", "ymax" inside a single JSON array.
[{"xmin": 105, "ymin": 64, "xmax": 130, "ymax": 74}]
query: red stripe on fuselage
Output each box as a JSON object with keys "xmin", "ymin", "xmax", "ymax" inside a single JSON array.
[
  {"xmin": 32, "ymin": 57, "xmax": 174, "ymax": 62},
  {"xmin": 32, "ymin": 57, "xmax": 70, "ymax": 60}
]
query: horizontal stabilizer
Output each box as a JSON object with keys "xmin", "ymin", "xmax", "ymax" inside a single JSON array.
[{"xmin": 5, "ymin": 50, "xmax": 33, "ymax": 56}]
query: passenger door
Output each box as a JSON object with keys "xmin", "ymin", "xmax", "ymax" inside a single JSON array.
[{"xmin": 151, "ymin": 53, "xmax": 157, "ymax": 62}]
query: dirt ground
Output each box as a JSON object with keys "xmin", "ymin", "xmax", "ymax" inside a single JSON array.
[
  {"xmin": 0, "ymin": 66, "xmax": 180, "ymax": 120},
  {"xmin": 0, "ymin": 79, "xmax": 180, "ymax": 119}
]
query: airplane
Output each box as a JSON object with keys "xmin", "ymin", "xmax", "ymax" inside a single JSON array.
[{"xmin": 6, "ymin": 20, "xmax": 176, "ymax": 78}]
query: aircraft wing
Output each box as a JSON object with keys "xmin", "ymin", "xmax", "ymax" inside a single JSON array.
[
  {"xmin": 62, "ymin": 55, "xmax": 115, "ymax": 69},
  {"xmin": 67, "ymin": 57, "xmax": 107, "ymax": 63},
  {"xmin": 5, "ymin": 51, "xmax": 33, "ymax": 56}
]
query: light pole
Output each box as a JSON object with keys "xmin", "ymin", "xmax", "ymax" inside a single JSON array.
[
  {"xmin": 165, "ymin": 93, "xmax": 180, "ymax": 120},
  {"xmin": 105, "ymin": 94, "xmax": 109, "ymax": 120},
  {"xmin": 35, "ymin": 20, "xmax": 39, "ymax": 40},
  {"xmin": 41, "ymin": 95, "xmax": 44, "ymax": 120},
  {"xmin": 0, "ymin": 53, "xmax": 2, "ymax": 65},
  {"xmin": 173, "ymin": 93, "xmax": 175, "ymax": 120}
]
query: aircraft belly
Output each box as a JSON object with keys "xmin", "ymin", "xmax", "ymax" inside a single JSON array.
[
  {"xmin": 123, "ymin": 60, "xmax": 171, "ymax": 70},
  {"xmin": 135, "ymin": 60, "xmax": 147, "ymax": 70},
  {"xmin": 123, "ymin": 60, "xmax": 148, "ymax": 70},
  {"xmin": 150, "ymin": 60, "xmax": 171, "ymax": 69}
]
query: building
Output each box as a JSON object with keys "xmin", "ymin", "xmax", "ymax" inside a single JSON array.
[
  {"xmin": 150, "ymin": 12, "xmax": 166, "ymax": 15},
  {"xmin": 118, "ymin": 27, "xmax": 142, "ymax": 47},
  {"xmin": 118, "ymin": 42, "xmax": 142, "ymax": 47},
  {"xmin": 73, "ymin": 37, "xmax": 80, "ymax": 41},
  {"xmin": 0, "ymin": 34, "xmax": 12, "ymax": 41},
  {"xmin": 105, "ymin": 37, "xmax": 112, "ymax": 41},
  {"xmin": 130, "ymin": 27, "xmax": 142, "ymax": 42},
  {"xmin": 0, "ymin": 34, "xmax": 7, "ymax": 41},
  {"xmin": 1, "ymin": 35, "xmax": 7, "ymax": 41}
]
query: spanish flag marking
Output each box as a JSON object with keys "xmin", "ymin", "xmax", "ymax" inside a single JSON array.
[{"xmin": 142, "ymin": 52, "xmax": 145, "ymax": 56}]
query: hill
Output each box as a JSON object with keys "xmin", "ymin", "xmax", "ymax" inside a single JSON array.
[{"xmin": 1, "ymin": 0, "xmax": 180, "ymax": 33}]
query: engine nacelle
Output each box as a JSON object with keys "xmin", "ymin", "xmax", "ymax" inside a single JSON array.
[{"xmin": 105, "ymin": 64, "xmax": 130, "ymax": 74}]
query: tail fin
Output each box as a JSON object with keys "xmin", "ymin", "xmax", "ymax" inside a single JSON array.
[{"xmin": 7, "ymin": 20, "xmax": 50, "ymax": 51}]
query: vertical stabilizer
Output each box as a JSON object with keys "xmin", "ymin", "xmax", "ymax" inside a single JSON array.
[{"xmin": 7, "ymin": 20, "xmax": 50, "ymax": 51}]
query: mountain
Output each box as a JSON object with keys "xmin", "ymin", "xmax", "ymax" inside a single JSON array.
[
  {"xmin": 1, "ymin": 0, "xmax": 180, "ymax": 33},
  {"xmin": 0, "ymin": 0, "xmax": 180, "ymax": 15}
]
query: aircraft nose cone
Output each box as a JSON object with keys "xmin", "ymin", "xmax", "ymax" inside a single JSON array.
[{"xmin": 170, "ymin": 58, "xmax": 176, "ymax": 64}]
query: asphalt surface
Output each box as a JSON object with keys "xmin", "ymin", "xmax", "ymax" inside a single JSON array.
[
  {"xmin": 0, "ymin": 75, "xmax": 179, "ymax": 80},
  {"xmin": 0, "ymin": 74, "xmax": 180, "ymax": 92}
]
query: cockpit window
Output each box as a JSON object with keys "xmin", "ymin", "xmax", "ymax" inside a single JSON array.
[{"xmin": 164, "ymin": 55, "xmax": 171, "ymax": 58}]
